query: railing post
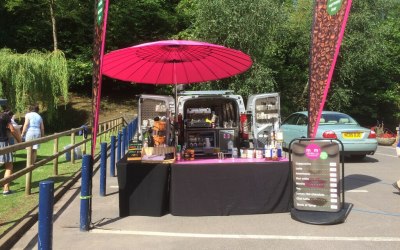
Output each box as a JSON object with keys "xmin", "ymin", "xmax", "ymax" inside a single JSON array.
[
  {"xmin": 38, "ymin": 180, "xmax": 54, "ymax": 250},
  {"xmin": 125, "ymin": 126, "xmax": 129, "ymax": 151},
  {"xmin": 127, "ymin": 122, "xmax": 130, "ymax": 142},
  {"xmin": 132, "ymin": 118, "xmax": 138, "ymax": 141},
  {"xmin": 122, "ymin": 127, "xmax": 127, "ymax": 156},
  {"xmin": 98, "ymin": 122, "xmax": 102, "ymax": 144},
  {"xmin": 108, "ymin": 121, "xmax": 111, "ymax": 139},
  {"xmin": 130, "ymin": 119, "xmax": 133, "ymax": 142},
  {"xmin": 80, "ymin": 155, "xmax": 92, "ymax": 231},
  {"xmin": 53, "ymin": 138, "xmax": 59, "ymax": 176},
  {"xmin": 71, "ymin": 132, "xmax": 76, "ymax": 164},
  {"xmin": 110, "ymin": 136, "xmax": 116, "ymax": 177},
  {"xmin": 117, "ymin": 131, "xmax": 122, "ymax": 162},
  {"xmin": 25, "ymin": 147, "xmax": 33, "ymax": 195},
  {"xmin": 82, "ymin": 126, "xmax": 87, "ymax": 155},
  {"xmin": 103, "ymin": 123, "xmax": 107, "ymax": 141},
  {"xmin": 100, "ymin": 142, "xmax": 107, "ymax": 196}
]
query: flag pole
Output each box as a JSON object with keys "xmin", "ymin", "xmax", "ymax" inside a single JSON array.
[{"xmin": 91, "ymin": 0, "xmax": 110, "ymax": 157}]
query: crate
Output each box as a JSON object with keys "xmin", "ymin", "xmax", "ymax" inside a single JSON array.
[
  {"xmin": 127, "ymin": 142, "xmax": 143, "ymax": 161},
  {"xmin": 141, "ymin": 146, "xmax": 175, "ymax": 163}
]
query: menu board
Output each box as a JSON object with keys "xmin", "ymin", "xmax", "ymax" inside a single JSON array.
[{"xmin": 291, "ymin": 141, "xmax": 341, "ymax": 212}]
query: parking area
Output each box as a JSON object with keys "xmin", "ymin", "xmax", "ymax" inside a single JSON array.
[{"xmin": 13, "ymin": 146, "xmax": 400, "ymax": 250}]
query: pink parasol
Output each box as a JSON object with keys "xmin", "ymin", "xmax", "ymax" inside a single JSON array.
[{"xmin": 102, "ymin": 40, "xmax": 252, "ymax": 84}]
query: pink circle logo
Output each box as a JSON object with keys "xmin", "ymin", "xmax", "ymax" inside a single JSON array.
[{"xmin": 305, "ymin": 144, "xmax": 321, "ymax": 160}]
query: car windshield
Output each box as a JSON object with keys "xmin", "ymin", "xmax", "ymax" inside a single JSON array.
[{"xmin": 320, "ymin": 113, "xmax": 358, "ymax": 125}]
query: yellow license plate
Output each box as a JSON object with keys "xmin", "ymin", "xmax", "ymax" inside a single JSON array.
[{"xmin": 342, "ymin": 132, "xmax": 362, "ymax": 139}]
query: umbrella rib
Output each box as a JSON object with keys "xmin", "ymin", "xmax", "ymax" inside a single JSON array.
[
  {"xmin": 208, "ymin": 47, "xmax": 252, "ymax": 71},
  {"xmin": 187, "ymin": 46, "xmax": 251, "ymax": 80},
  {"xmin": 175, "ymin": 50, "xmax": 191, "ymax": 83}
]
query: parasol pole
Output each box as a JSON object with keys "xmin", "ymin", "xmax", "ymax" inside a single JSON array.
[
  {"xmin": 173, "ymin": 62, "xmax": 178, "ymax": 116},
  {"xmin": 173, "ymin": 62, "xmax": 178, "ymax": 147}
]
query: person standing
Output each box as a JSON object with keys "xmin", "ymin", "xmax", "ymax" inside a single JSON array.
[
  {"xmin": 5, "ymin": 110, "xmax": 22, "ymax": 145},
  {"xmin": 1, "ymin": 111, "xmax": 22, "ymax": 195},
  {"xmin": 21, "ymin": 104, "xmax": 45, "ymax": 163}
]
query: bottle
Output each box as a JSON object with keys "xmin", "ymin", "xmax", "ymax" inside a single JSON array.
[
  {"xmin": 277, "ymin": 142, "xmax": 282, "ymax": 158},
  {"xmin": 271, "ymin": 144, "xmax": 278, "ymax": 161},
  {"xmin": 176, "ymin": 145, "xmax": 181, "ymax": 161},
  {"xmin": 232, "ymin": 148, "xmax": 238, "ymax": 158},
  {"xmin": 227, "ymin": 136, "xmax": 234, "ymax": 155},
  {"xmin": 240, "ymin": 113, "xmax": 249, "ymax": 140},
  {"xmin": 265, "ymin": 144, "xmax": 272, "ymax": 160}
]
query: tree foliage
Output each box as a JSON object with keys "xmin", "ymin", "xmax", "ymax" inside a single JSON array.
[
  {"xmin": 0, "ymin": 48, "xmax": 69, "ymax": 120},
  {"xmin": 176, "ymin": 0, "xmax": 400, "ymax": 128},
  {"xmin": 0, "ymin": 0, "xmax": 399, "ymax": 129}
]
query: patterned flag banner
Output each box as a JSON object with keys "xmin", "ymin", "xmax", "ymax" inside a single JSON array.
[
  {"xmin": 308, "ymin": 0, "xmax": 352, "ymax": 138},
  {"xmin": 92, "ymin": 0, "xmax": 109, "ymax": 156}
]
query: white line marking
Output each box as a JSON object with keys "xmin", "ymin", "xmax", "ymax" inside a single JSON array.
[
  {"xmin": 346, "ymin": 190, "xmax": 368, "ymax": 193},
  {"xmin": 90, "ymin": 229, "xmax": 400, "ymax": 242},
  {"xmin": 109, "ymin": 185, "xmax": 119, "ymax": 189},
  {"xmin": 374, "ymin": 152, "xmax": 398, "ymax": 158}
]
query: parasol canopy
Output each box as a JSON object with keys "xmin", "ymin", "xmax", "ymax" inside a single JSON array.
[{"xmin": 102, "ymin": 40, "xmax": 252, "ymax": 84}]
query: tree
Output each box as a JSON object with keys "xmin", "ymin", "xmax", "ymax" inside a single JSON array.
[
  {"xmin": 176, "ymin": 0, "xmax": 285, "ymax": 95},
  {"xmin": 176, "ymin": 0, "xmax": 311, "ymax": 116},
  {"xmin": 49, "ymin": 0, "xmax": 58, "ymax": 51},
  {"xmin": 177, "ymin": 0, "xmax": 400, "ymax": 128},
  {"xmin": 0, "ymin": 49, "xmax": 69, "ymax": 120},
  {"xmin": 331, "ymin": 0, "xmax": 400, "ymax": 127}
]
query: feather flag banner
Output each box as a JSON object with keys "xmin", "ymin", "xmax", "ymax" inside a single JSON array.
[
  {"xmin": 308, "ymin": 0, "xmax": 352, "ymax": 138},
  {"xmin": 91, "ymin": 0, "xmax": 110, "ymax": 156}
]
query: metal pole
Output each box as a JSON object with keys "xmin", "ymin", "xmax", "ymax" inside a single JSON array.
[
  {"xmin": 80, "ymin": 155, "xmax": 92, "ymax": 231},
  {"xmin": 110, "ymin": 136, "xmax": 116, "ymax": 177},
  {"xmin": 117, "ymin": 131, "xmax": 122, "ymax": 162},
  {"xmin": 100, "ymin": 142, "xmax": 107, "ymax": 196},
  {"xmin": 38, "ymin": 180, "xmax": 54, "ymax": 250}
]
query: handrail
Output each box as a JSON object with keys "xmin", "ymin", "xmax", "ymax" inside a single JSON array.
[
  {"xmin": 0, "ymin": 116, "xmax": 127, "ymax": 192},
  {"xmin": 0, "ymin": 127, "xmax": 83, "ymax": 155},
  {"xmin": 0, "ymin": 139, "xmax": 89, "ymax": 186}
]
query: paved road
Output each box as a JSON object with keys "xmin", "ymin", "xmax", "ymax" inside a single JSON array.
[{"xmin": 14, "ymin": 146, "xmax": 400, "ymax": 250}]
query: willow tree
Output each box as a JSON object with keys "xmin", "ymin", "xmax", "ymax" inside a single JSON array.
[{"xmin": 0, "ymin": 48, "xmax": 69, "ymax": 120}]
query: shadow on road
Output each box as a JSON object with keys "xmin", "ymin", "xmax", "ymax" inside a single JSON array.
[
  {"xmin": 344, "ymin": 155, "xmax": 379, "ymax": 163},
  {"xmin": 344, "ymin": 174, "xmax": 381, "ymax": 191}
]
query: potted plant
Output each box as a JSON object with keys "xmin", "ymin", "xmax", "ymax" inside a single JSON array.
[{"xmin": 373, "ymin": 122, "xmax": 396, "ymax": 146}]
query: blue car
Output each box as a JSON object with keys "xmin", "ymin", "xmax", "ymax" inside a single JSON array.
[{"xmin": 280, "ymin": 111, "xmax": 378, "ymax": 159}]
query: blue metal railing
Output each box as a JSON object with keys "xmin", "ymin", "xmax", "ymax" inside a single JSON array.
[{"xmin": 39, "ymin": 116, "xmax": 139, "ymax": 247}]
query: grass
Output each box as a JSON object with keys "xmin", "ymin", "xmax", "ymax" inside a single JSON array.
[{"xmin": 0, "ymin": 134, "xmax": 111, "ymax": 236}]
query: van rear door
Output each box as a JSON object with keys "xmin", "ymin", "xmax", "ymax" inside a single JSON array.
[
  {"xmin": 246, "ymin": 93, "xmax": 281, "ymax": 148},
  {"xmin": 138, "ymin": 95, "xmax": 175, "ymax": 141}
]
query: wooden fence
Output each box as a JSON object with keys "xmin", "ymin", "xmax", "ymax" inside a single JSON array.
[{"xmin": 0, "ymin": 117, "xmax": 126, "ymax": 195}]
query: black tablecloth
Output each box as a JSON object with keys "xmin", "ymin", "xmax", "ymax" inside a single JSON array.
[
  {"xmin": 117, "ymin": 157, "xmax": 170, "ymax": 217},
  {"xmin": 170, "ymin": 161, "xmax": 291, "ymax": 216}
]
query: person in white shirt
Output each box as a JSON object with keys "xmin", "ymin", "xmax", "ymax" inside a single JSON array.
[{"xmin": 21, "ymin": 105, "xmax": 45, "ymax": 163}]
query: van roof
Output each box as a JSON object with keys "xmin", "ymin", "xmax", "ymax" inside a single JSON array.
[{"xmin": 179, "ymin": 90, "xmax": 235, "ymax": 96}]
